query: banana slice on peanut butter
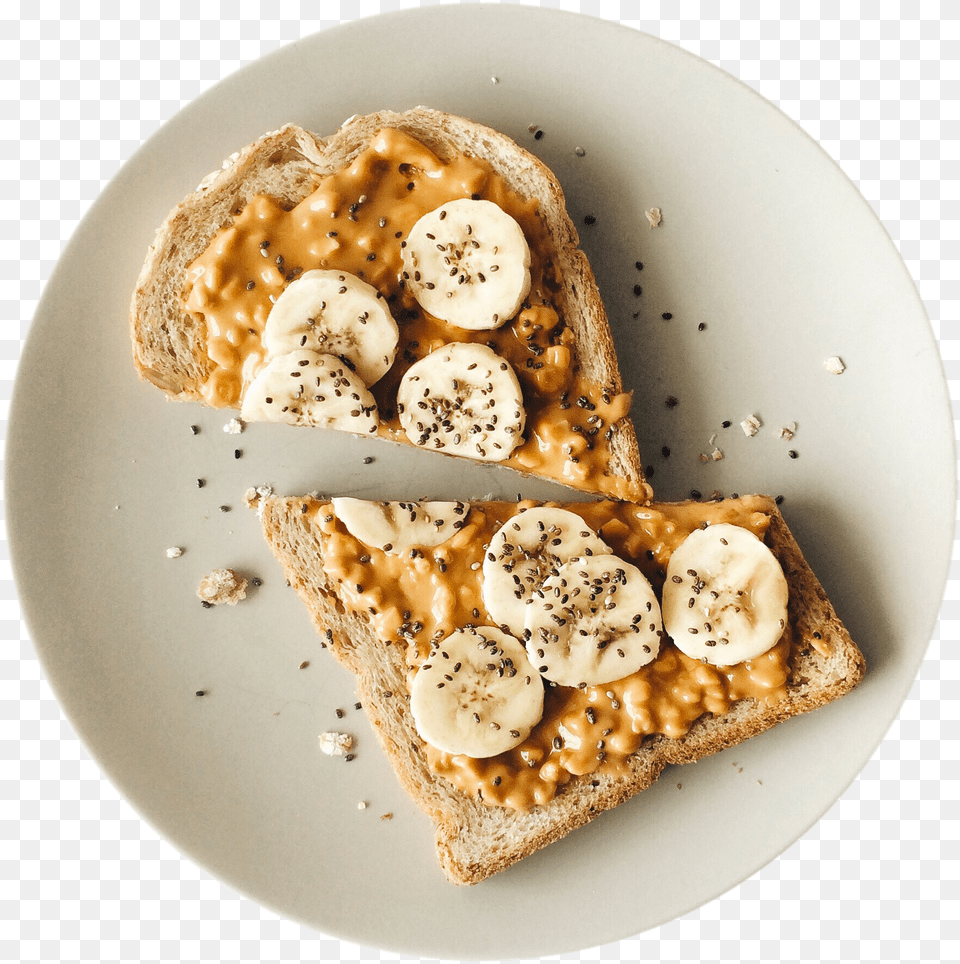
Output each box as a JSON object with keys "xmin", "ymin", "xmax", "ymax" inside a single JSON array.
[
  {"xmin": 401, "ymin": 198, "xmax": 531, "ymax": 330},
  {"xmin": 397, "ymin": 342, "xmax": 525, "ymax": 461},
  {"xmin": 523, "ymin": 554, "xmax": 663, "ymax": 688},
  {"xmin": 661, "ymin": 523, "xmax": 789, "ymax": 665},
  {"xmin": 410, "ymin": 626, "xmax": 544, "ymax": 758},
  {"xmin": 263, "ymin": 269, "xmax": 399, "ymax": 386},
  {"xmin": 241, "ymin": 349, "xmax": 378, "ymax": 434},
  {"xmin": 481, "ymin": 507, "xmax": 611, "ymax": 637},
  {"xmin": 331, "ymin": 498, "xmax": 470, "ymax": 554}
]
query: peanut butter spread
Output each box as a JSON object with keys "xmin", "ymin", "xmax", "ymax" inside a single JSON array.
[
  {"xmin": 183, "ymin": 128, "xmax": 647, "ymax": 500},
  {"xmin": 312, "ymin": 496, "xmax": 828, "ymax": 813}
]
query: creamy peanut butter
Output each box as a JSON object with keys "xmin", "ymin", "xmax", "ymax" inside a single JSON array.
[
  {"xmin": 313, "ymin": 496, "xmax": 829, "ymax": 813},
  {"xmin": 183, "ymin": 128, "xmax": 647, "ymax": 500}
]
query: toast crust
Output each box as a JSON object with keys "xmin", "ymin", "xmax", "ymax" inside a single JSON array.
[
  {"xmin": 254, "ymin": 493, "xmax": 865, "ymax": 885},
  {"xmin": 130, "ymin": 108, "xmax": 647, "ymax": 498}
]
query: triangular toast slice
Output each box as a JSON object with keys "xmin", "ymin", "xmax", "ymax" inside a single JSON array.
[
  {"xmin": 131, "ymin": 108, "xmax": 650, "ymax": 501},
  {"xmin": 251, "ymin": 491, "xmax": 865, "ymax": 884}
]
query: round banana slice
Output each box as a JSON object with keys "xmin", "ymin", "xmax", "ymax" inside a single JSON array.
[
  {"xmin": 401, "ymin": 198, "xmax": 531, "ymax": 330},
  {"xmin": 523, "ymin": 554, "xmax": 663, "ymax": 688},
  {"xmin": 263, "ymin": 269, "xmax": 399, "ymax": 386},
  {"xmin": 662, "ymin": 523, "xmax": 789, "ymax": 666},
  {"xmin": 481, "ymin": 507, "xmax": 611, "ymax": 637},
  {"xmin": 331, "ymin": 498, "xmax": 470, "ymax": 554},
  {"xmin": 397, "ymin": 342, "xmax": 525, "ymax": 461},
  {"xmin": 241, "ymin": 349, "xmax": 378, "ymax": 434},
  {"xmin": 410, "ymin": 626, "xmax": 544, "ymax": 758}
]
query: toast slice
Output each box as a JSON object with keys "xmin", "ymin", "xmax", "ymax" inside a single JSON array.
[
  {"xmin": 130, "ymin": 108, "xmax": 650, "ymax": 501},
  {"xmin": 251, "ymin": 491, "xmax": 865, "ymax": 885}
]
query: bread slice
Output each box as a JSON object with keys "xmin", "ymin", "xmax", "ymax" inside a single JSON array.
[
  {"xmin": 251, "ymin": 491, "xmax": 865, "ymax": 885},
  {"xmin": 130, "ymin": 108, "xmax": 649, "ymax": 501}
]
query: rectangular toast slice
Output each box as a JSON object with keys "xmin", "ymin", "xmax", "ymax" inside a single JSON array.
[
  {"xmin": 251, "ymin": 491, "xmax": 865, "ymax": 885},
  {"xmin": 130, "ymin": 108, "xmax": 650, "ymax": 501}
]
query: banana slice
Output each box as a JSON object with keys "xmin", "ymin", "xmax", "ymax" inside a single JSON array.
[
  {"xmin": 397, "ymin": 342, "xmax": 525, "ymax": 461},
  {"xmin": 241, "ymin": 349, "xmax": 378, "ymax": 434},
  {"xmin": 662, "ymin": 523, "xmax": 789, "ymax": 665},
  {"xmin": 481, "ymin": 507, "xmax": 611, "ymax": 637},
  {"xmin": 401, "ymin": 198, "xmax": 531, "ymax": 330},
  {"xmin": 263, "ymin": 269, "xmax": 399, "ymax": 386},
  {"xmin": 331, "ymin": 498, "xmax": 470, "ymax": 554},
  {"xmin": 523, "ymin": 554, "xmax": 663, "ymax": 687},
  {"xmin": 410, "ymin": 626, "xmax": 544, "ymax": 758}
]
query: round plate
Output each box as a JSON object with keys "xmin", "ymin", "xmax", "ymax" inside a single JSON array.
[{"xmin": 7, "ymin": 7, "xmax": 954, "ymax": 959}]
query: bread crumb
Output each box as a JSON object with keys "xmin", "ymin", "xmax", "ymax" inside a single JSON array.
[
  {"xmin": 223, "ymin": 417, "xmax": 244, "ymax": 434},
  {"xmin": 166, "ymin": 546, "xmax": 183, "ymax": 558},
  {"xmin": 358, "ymin": 800, "xmax": 368, "ymax": 810},
  {"xmin": 196, "ymin": 568, "xmax": 248, "ymax": 606},
  {"xmin": 380, "ymin": 812, "xmax": 394, "ymax": 821},
  {"xmin": 778, "ymin": 422, "xmax": 797, "ymax": 441},
  {"xmin": 740, "ymin": 414, "xmax": 762, "ymax": 437},
  {"xmin": 645, "ymin": 207, "xmax": 662, "ymax": 228},
  {"xmin": 318, "ymin": 731, "xmax": 354, "ymax": 756},
  {"xmin": 710, "ymin": 447, "xmax": 723, "ymax": 461},
  {"xmin": 824, "ymin": 355, "xmax": 845, "ymax": 374},
  {"xmin": 243, "ymin": 484, "xmax": 274, "ymax": 518}
]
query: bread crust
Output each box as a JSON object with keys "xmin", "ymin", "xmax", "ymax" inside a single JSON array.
[
  {"xmin": 255, "ymin": 493, "xmax": 865, "ymax": 885},
  {"xmin": 130, "ymin": 108, "xmax": 645, "ymax": 494}
]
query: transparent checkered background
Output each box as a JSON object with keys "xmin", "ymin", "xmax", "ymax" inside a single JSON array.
[{"xmin": 4, "ymin": 2, "xmax": 957, "ymax": 962}]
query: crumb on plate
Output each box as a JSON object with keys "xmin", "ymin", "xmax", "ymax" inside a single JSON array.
[
  {"xmin": 318, "ymin": 731, "xmax": 354, "ymax": 756},
  {"xmin": 196, "ymin": 568, "xmax": 248, "ymax": 606}
]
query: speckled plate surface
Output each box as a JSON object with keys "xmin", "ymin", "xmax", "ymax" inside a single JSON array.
[{"xmin": 6, "ymin": 7, "xmax": 954, "ymax": 959}]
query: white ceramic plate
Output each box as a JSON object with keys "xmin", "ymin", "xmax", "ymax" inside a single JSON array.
[{"xmin": 7, "ymin": 7, "xmax": 954, "ymax": 959}]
